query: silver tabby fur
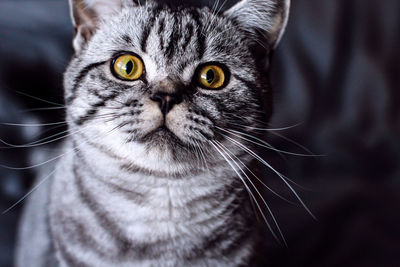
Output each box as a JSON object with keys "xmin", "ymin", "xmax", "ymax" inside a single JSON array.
[{"xmin": 16, "ymin": 0, "xmax": 290, "ymax": 266}]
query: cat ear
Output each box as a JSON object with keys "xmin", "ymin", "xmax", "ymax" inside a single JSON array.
[
  {"xmin": 224, "ymin": 0, "xmax": 290, "ymax": 49},
  {"xmin": 69, "ymin": 0, "xmax": 126, "ymax": 52}
]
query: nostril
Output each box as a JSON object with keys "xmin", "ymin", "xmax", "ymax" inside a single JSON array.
[
  {"xmin": 150, "ymin": 94, "xmax": 164, "ymax": 104},
  {"xmin": 150, "ymin": 92, "xmax": 182, "ymax": 115}
]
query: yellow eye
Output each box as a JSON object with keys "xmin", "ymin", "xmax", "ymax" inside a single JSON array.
[
  {"xmin": 198, "ymin": 64, "xmax": 226, "ymax": 89},
  {"xmin": 112, "ymin": 54, "xmax": 144, "ymax": 80}
]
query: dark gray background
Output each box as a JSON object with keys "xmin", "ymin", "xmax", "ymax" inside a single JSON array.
[{"xmin": 0, "ymin": 0, "xmax": 399, "ymax": 266}]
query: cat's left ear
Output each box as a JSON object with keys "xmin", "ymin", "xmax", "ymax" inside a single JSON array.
[
  {"xmin": 224, "ymin": 0, "xmax": 290, "ymax": 49},
  {"xmin": 69, "ymin": 0, "xmax": 131, "ymax": 52}
]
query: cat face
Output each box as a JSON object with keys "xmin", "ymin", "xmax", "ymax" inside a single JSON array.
[{"xmin": 65, "ymin": 0, "xmax": 289, "ymax": 174}]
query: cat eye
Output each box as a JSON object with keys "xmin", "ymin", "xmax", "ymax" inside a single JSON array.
[
  {"xmin": 198, "ymin": 64, "xmax": 227, "ymax": 89},
  {"xmin": 112, "ymin": 54, "xmax": 144, "ymax": 81}
]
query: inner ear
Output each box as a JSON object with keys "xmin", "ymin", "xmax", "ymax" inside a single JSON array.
[
  {"xmin": 224, "ymin": 0, "xmax": 290, "ymax": 49},
  {"xmin": 69, "ymin": 0, "xmax": 125, "ymax": 52}
]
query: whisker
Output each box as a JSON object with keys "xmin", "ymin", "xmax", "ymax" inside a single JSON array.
[
  {"xmin": 2, "ymin": 122, "xmax": 123, "ymax": 213},
  {"xmin": 224, "ymin": 112, "xmax": 269, "ymax": 126},
  {"xmin": 0, "ymin": 113, "xmax": 119, "ymax": 149},
  {"xmin": 269, "ymin": 131, "xmax": 320, "ymax": 156},
  {"xmin": 229, "ymin": 121, "xmax": 304, "ymax": 132},
  {"xmin": 216, "ymin": 140, "xmax": 297, "ymax": 205},
  {"xmin": 188, "ymin": 139, "xmax": 202, "ymax": 169},
  {"xmin": 214, "ymin": 140, "xmax": 288, "ymax": 246},
  {"xmin": 202, "ymin": 0, "xmax": 219, "ymax": 35},
  {"xmin": 0, "ymin": 115, "xmax": 121, "ymax": 169},
  {"xmin": 0, "ymin": 129, "xmax": 68, "ymax": 149},
  {"xmin": 15, "ymin": 91, "xmax": 64, "ymax": 107},
  {"xmin": 196, "ymin": 140, "xmax": 210, "ymax": 173},
  {"xmin": 1, "ymin": 167, "xmax": 57, "ymax": 214},
  {"xmin": 192, "ymin": 133, "xmax": 211, "ymax": 172},
  {"xmin": 222, "ymin": 134, "xmax": 317, "ymax": 221},
  {"xmin": 0, "ymin": 121, "xmax": 67, "ymax": 127},
  {"xmin": 19, "ymin": 106, "xmax": 67, "ymax": 113},
  {"xmin": 279, "ymin": 173, "xmax": 313, "ymax": 192},
  {"xmin": 209, "ymin": 140, "xmax": 283, "ymax": 246},
  {"xmin": 217, "ymin": 127, "xmax": 322, "ymax": 157}
]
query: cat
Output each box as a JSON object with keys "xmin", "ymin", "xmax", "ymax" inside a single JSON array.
[{"xmin": 15, "ymin": 0, "xmax": 290, "ymax": 266}]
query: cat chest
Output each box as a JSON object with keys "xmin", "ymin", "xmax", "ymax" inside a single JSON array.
[{"xmin": 50, "ymin": 177, "xmax": 247, "ymax": 265}]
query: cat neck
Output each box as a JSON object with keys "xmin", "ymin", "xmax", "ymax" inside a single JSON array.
[
  {"xmin": 49, "ymin": 140, "xmax": 257, "ymax": 265},
  {"xmin": 52, "ymin": 139, "xmax": 251, "ymax": 224}
]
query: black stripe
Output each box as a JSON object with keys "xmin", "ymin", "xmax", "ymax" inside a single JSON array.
[
  {"xmin": 56, "ymin": 235, "xmax": 91, "ymax": 267},
  {"xmin": 140, "ymin": 7, "xmax": 163, "ymax": 52},
  {"xmin": 122, "ymin": 34, "xmax": 132, "ymax": 44},
  {"xmin": 66, "ymin": 61, "xmax": 106, "ymax": 104},
  {"xmin": 73, "ymin": 165, "xmax": 168, "ymax": 260},
  {"xmin": 187, "ymin": 125, "xmax": 213, "ymax": 140},
  {"xmin": 74, "ymin": 132, "xmax": 193, "ymax": 178},
  {"xmin": 165, "ymin": 15, "xmax": 179, "ymax": 59},
  {"xmin": 73, "ymin": 165, "xmax": 132, "ymax": 253},
  {"xmin": 233, "ymin": 74, "xmax": 260, "ymax": 91},
  {"xmin": 140, "ymin": 22, "xmax": 154, "ymax": 52},
  {"xmin": 98, "ymin": 178, "xmax": 147, "ymax": 205},
  {"xmin": 120, "ymin": 162, "xmax": 197, "ymax": 178},
  {"xmin": 74, "ymin": 90, "xmax": 121, "ymax": 126},
  {"xmin": 184, "ymin": 185, "xmax": 252, "ymax": 260},
  {"xmin": 74, "ymin": 134, "xmax": 125, "ymax": 161},
  {"xmin": 181, "ymin": 23, "xmax": 194, "ymax": 51},
  {"xmin": 186, "ymin": 180, "xmax": 239, "ymax": 210},
  {"xmin": 189, "ymin": 9, "xmax": 205, "ymax": 60},
  {"xmin": 175, "ymin": 21, "xmax": 196, "ymax": 71},
  {"xmin": 220, "ymin": 227, "xmax": 254, "ymax": 256},
  {"xmin": 157, "ymin": 17, "xmax": 165, "ymax": 51},
  {"xmin": 58, "ymin": 215, "xmax": 109, "ymax": 259},
  {"xmin": 232, "ymin": 74, "xmax": 265, "ymax": 112},
  {"xmin": 199, "ymin": 200, "xmax": 253, "ymax": 257},
  {"xmin": 75, "ymin": 107, "xmax": 98, "ymax": 126},
  {"xmin": 75, "ymin": 148, "xmax": 147, "ymax": 205},
  {"xmin": 198, "ymin": 93, "xmax": 227, "ymax": 111}
]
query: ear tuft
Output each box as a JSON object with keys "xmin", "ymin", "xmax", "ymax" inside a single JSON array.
[
  {"xmin": 224, "ymin": 0, "xmax": 290, "ymax": 49},
  {"xmin": 69, "ymin": 0, "xmax": 124, "ymax": 52}
]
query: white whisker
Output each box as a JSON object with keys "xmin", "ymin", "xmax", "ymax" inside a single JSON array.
[
  {"xmin": 269, "ymin": 131, "xmax": 320, "ymax": 156},
  {"xmin": 0, "ymin": 121, "xmax": 67, "ymax": 127},
  {"xmin": 217, "ymin": 127, "xmax": 322, "ymax": 157},
  {"xmin": 229, "ymin": 121, "xmax": 304, "ymax": 132},
  {"xmin": 1, "ymin": 167, "xmax": 57, "ymax": 214},
  {"xmin": 0, "ymin": 115, "xmax": 122, "ymax": 170},
  {"xmin": 214, "ymin": 140, "xmax": 288, "ymax": 246},
  {"xmin": 216, "ymin": 140, "xmax": 297, "ymax": 205},
  {"xmin": 209, "ymin": 140, "xmax": 283, "ymax": 246},
  {"xmin": 222, "ymin": 135, "xmax": 317, "ymax": 221},
  {"xmin": 15, "ymin": 91, "xmax": 64, "ymax": 107},
  {"xmin": 2, "ymin": 122, "xmax": 123, "ymax": 213}
]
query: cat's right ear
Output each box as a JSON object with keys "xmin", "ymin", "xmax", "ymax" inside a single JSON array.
[
  {"xmin": 224, "ymin": 0, "xmax": 290, "ymax": 49},
  {"xmin": 69, "ymin": 0, "xmax": 127, "ymax": 52}
]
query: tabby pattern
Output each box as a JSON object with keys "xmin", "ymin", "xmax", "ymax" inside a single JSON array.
[{"xmin": 16, "ymin": 0, "xmax": 290, "ymax": 266}]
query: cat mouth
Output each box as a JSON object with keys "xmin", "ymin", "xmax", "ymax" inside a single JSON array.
[
  {"xmin": 150, "ymin": 126, "xmax": 175, "ymax": 138},
  {"xmin": 138, "ymin": 125, "xmax": 184, "ymax": 147}
]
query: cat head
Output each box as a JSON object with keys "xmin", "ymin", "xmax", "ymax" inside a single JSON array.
[{"xmin": 65, "ymin": 0, "xmax": 290, "ymax": 175}]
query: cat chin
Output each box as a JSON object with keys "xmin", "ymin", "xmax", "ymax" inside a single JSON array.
[
  {"xmin": 100, "ymin": 131, "xmax": 199, "ymax": 173},
  {"xmin": 79, "ymin": 139, "xmax": 195, "ymax": 178},
  {"xmin": 123, "ymin": 146, "xmax": 199, "ymax": 177},
  {"xmin": 138, "ymin": 126, "xmax": 186, "ymax": 147}
]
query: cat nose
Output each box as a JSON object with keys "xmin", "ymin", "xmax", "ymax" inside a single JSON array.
[{"xmin": 150, "ymin": 92, "xmax": 182, "ymax": 115}]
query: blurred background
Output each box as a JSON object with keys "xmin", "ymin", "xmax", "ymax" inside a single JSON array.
[{"xmin": 0, "ymin": 0, "xmax": 399, "ymax": 266}]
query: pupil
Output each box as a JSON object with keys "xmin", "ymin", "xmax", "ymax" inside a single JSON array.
[
  {"xmin": 125, "ymin": 60, "xmax": 134, "ymax": 75},
  {"xmin": 206, "ymin": 69, "xmax": 215, "ymax": 84}
]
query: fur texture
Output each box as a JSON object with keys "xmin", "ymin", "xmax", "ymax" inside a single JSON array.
[{"xmin": 16, "ymin": 0, "xmax": 290, "ymax": 266}]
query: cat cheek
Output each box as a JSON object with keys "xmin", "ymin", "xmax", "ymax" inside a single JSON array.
[
  {"xmin": 138, "ymin": 99, "xmax": 164, "ymax": 132},
  {"xmin": 165, "ymin": 104, "xmax": 187, "ymax": 137}
]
